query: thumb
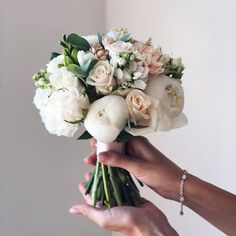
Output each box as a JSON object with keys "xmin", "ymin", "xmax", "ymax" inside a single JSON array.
[{"xmin": 98, "ymin": 151, "xmax": 142, "ymax": 173}]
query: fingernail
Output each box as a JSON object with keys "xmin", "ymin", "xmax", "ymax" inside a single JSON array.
[
  {"xmin": 98, "ymin": 152, "xmax": 108, "ymax": 162},
  {"xmin": 69, "ymin": 207, "xmax": 81, "ymax": 215}
]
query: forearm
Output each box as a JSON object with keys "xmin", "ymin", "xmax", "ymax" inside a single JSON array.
[{"xmin": 184, "ymin": 174, "xmax": 236, "ymax": 235}]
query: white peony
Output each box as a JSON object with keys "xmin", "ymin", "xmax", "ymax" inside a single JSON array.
[
  {"xmin": 39, "ymin": 87, "xmax": 90, "ymax": 137},
  {"xmin": 49, "ymin": 67, "xmax": 79, "ymax": 90},
  {"xmin": 47, "ymin": 55, "xmax": 64, "ymax": 74},
  {"xmin": 84, "ymin": 95, "xmax": 129, "ymax": 143},
  {"xmin": 145, "ymin": 75, "xmax": 187, "ymax": 131},
  {"xmin": 33, "ymin": 88, "xmax": 52, "ymax": 110}
]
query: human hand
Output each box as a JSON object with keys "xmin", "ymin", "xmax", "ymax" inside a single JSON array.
[
  {"xmin": 69, "ymin": 173, "xmax": 178, "ymax": 236},
  {"xmin": 84, "ymin": 136, "xmax": 182, "ymax": 201}
]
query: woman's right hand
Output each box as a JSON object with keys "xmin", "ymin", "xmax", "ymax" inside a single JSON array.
[{"xmin": 84, "ymin": 136, "xmax": 182, "ymax": 201}]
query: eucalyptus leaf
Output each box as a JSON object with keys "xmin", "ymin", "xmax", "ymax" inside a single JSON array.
[
  {"xmin": 67, "ymin": 64, "xmax": 87, "ymax": 78},
  {"xmin": 82, "ymin": 59, "xmax": 98, "ymax": 74},
  {"xmin": 77, "ymin": 130, "xmax": 93, "ymax": 140},
  {"xmin": 120, "ymin": 34, "xmax": 131, "ymax": 42},
  {"xmin": 97, "ymin": 32, "xmax": 103, "ymax": 46},
  {"xmin": 67, "ymin": 33, "xmax": 91, "ymax": 51}
]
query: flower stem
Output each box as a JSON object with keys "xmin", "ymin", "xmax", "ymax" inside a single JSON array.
[
  {"xmin": 101, "ymin": 163, "xmax": 112, "ymax": 208},
  {"xmin": 108, "ymin": 166, "xmax": 122, "ymax": 206},
  {"xmin": 85, "ymin": 170, "xmax": 95, "ymax": 195},
  {"xmin": 92, "ymin": 160, "xmax": 100, "ymax": 206}
]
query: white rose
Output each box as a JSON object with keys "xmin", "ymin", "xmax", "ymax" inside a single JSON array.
[
  {"xmin": 39, "ymin": 87, "xmax": 90, "ymax": 137},
  {"xmin": 145, "ymin": 75, "xmax": 187, "ymax": 131},
  {"xmin": 84, "ymin": 95, "xmax": 129, "ymax": 143},
  {"xmin": 125, "ymin": 89, "xmax": 160, "ymax": 136},
  {"xmin": 33, "ymin": 88, "xmax": 52, "ymax": 110},
  {"xmin": 77, "ymin": 50, "xmax": 95, "ymax": 68},
  {"xmin": 49, "ymin": 67, "xmax": 79, "ymax": 90},
  {"xmin": 87, "ymin": 61, "xmax": 116, "ymax": 95},
  {"xmin": 47, "ymin": 55, "xmax": 64, "ymax": 74}
]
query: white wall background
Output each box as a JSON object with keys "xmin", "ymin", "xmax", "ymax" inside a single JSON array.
[
  {"xmin": 0, "ymin": 0, "xmax": 109, "ymax": 236},
  {"xmin": 106, "ymin": 0, "xmax": 236, "ymax": 236},
  {"xmin": 1, "ymin": 0, "xmax": 236, "ymax": 236}
]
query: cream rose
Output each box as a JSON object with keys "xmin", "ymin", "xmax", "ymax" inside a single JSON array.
[
  {"xmin": 87, "ymin": 61, "xmax": 116, "ymax": 95},
  {"xmin": 125, "ymin": 89, "xmax": 160, "ymax": 135},
  {"xmin": 145, "ymin": 75, "xmax": 187, "ymax": 131},
  {"xmin": 84, "ymin": 95, "xmax": 129, "ymax": 143}
]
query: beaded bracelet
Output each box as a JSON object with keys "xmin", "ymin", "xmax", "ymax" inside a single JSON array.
[{"xmin": 179, "ymin": 169, "xmax": 188, "ymax": 215}]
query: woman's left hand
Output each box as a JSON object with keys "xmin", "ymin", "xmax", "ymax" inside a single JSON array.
[{"xmin": 69, "ymin": 172, "xmax": 178, "ymax": 236}]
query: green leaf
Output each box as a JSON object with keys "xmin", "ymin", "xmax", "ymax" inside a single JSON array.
[
  {"xmin": 50, "ymin": 52, "xmax": 60, "ymax": 60},
  {"xmin": 97, "ymin": 32, "xmax": 103, "ymax": 46},
  {"xmin": 115, "ymin": 130, "xmax": 133, "ymax": 143},
  {"xmin": 64, "ymin": 56, "xmax": 74, "ymax": 66},
  {"xmin": 67, "ymin": 33, "xmax": 91, "ymax": 51},
  {"xmin": 67, "ymin": 64, "xmax": 87, "ymax": 78},
  {"xmin": 77, "ymin": 130, "xmax": 93, "ymax": 140},
  {"xmin": 59, "ymin": 40, "xmax": 67, "ymax": 48},
  {"xmin": 63, "ymin": 34, "xmax": 67, "ymax": 42}
]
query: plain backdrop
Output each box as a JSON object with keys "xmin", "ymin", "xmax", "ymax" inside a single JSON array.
[
  {"xmin": 0, "ymin": 0, "xmax": 109, "ymax": 236},
  {"xmin": 106, "ymin": 0, "xmax": 236, "ymax": 236},
  {"xmin": 1, "ymin": 0, "xmax": 236, "ymax": 236}
]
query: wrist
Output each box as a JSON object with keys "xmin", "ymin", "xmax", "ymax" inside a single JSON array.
[
  {"xmin": 131, "ymin": 220, "xmax": 178, "ymax": 236},
  {"xmin": 152, "ymin": 169, "xmax": 182, "ymax": 202}
]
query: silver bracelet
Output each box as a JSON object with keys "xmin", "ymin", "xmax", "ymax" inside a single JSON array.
[{"xmin": 179, "ymin": 169, "xmax": 188, "ymax": 215}]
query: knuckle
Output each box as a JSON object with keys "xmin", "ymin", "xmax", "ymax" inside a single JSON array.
[{"xmin": 111, "ymin": 152, "xmax": 121, "ymax": 164}]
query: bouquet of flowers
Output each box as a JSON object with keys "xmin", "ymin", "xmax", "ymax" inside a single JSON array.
[{"xmin": 33, "ymin": 28, "xmax": 187, "ymax": 208}]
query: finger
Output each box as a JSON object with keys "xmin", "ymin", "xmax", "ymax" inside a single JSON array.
[
  {"xmin": 69, "ymin": 204, "xmax": 108, "ymax": 227},
  {"xmin": 90, "ymin": 138, "xmax": 97, "ymax": 148},
  {"xmin": 84, "ymin": 172, "xmax": 92, "ymax": 181},
  {"xmin": 84, "ymin": 150, "xmax": 97, "ymax": 165},
  {"xmin": 78, "ymin": 182, "xmax": 92, "ymax": 205},
  {"xmin": 98, "ymin": 151, "xmax": 142, "ymax": 174}
]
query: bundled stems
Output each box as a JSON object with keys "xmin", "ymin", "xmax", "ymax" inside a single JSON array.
[{"xmin": 86, "ymin": 160, "xmax": 142, "ymax": 208}]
